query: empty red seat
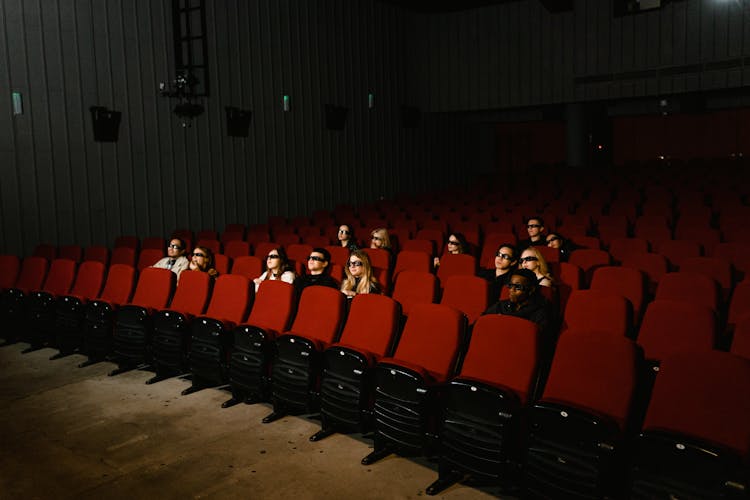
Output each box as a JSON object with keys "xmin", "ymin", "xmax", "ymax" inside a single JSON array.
[
  {"xmin": 224, "ymin": 240, "xmax": 251, "ymax": 259},
  {"xmin": 263, "ymin": 285, "xmax": 347, "ymax": 422},
  {"xmin": 658, "ymin": 239, "xmax": 702, "ymax": 269},
  {"xmin": 58, "ymin": 245, "xmax": 83, "ymax": 262},
  {"xmin": 114, "ymin": 235, "xmax": 139, "ymax": 250},
  {"xmin": 230, "ymin": 255, "xmax": 263, "ymax": 279},
  {"xmin": 590, "ymin": 266, "xmax": 647, "ymax": 325},
  {"xmin": 568, "ymin": 248, "xmax": 612, "ymax": 285},
  {"xmin": 182, "ymin": 274, "xmax": 253, "ymax": 395},
  {"xmin": 608, "ymin": 237, "xmax": 649, "ymax": 264},
  {"xmin": 621, "ymin": 252, "xmax": 668, "ymax": 295},
  {"xmin": 24, "ymin": 258, "xmax": 77, "ymax": 351},
  {"xmin": 426, "ymin": 314, "xmax": 539, "ymax": 495},
  {"xmin": 110, "ymin": 246, "xmax": 136, "ymax": 267},
  {"xmin": 655, "ymin": 272, "xmax": 720, "ymax": 313},
  {"xmin": 136, "ymin": 248, "xmax": 165, "ymax": 271},
  {"xmin": 32, "ymin": 243, "xmax": 57, "ymax": 261},
  {"xmin": 0, "ymin": 254, "xmax": 20, "ymax": 292},
  {"xmin": 439, "ymin": 275, "xmax": 489, "ymax": 326},
  {"xmin": 311, "ymin": 294, "xmax": 401, "ymax": 440},
  {"xmin": 730, "ymin": 316, "xmax": 750, "ymax": 360},
  {"xmin": 363, "ymin": 303, "xmax": 465, "ymax": 465},
  {"xmin": 679, "ymin": 256, "xmax": 733, "ymax": 302},
  {"xmin": 0, "ymin": 256, "xmax": 49, "ymax": 344},
  {"xmin": 526, "ymin": 332, "xmax": 641, "ymax": 498},
  {"xmin": 83, "ymin": 245, "xmax": 110, "ymax": 266},
  {"xmin": 225, "ymin": 280, "xmax": 297, "ymax": 407},
  {"xmin": 393, "ymin": 250, "xmax": 432, "ymax": 279},
  {"xmin": 392, "ymin": 270, "xmax": 438, "ymax": 316},
  {"xmin": 436, "ymin": 253, "xmax": 476, "ymax": 286},
  {"xmin": 632, "ymin": 350, "xmax": 750, "ymax": 498},
  {"xmin": 561, "ymin": 289, "xmax": 631, "ymax": 338}
]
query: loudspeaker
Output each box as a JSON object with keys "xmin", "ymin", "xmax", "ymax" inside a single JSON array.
[
  {"xmin": 400, "ymin": 106, "xmax": 421, "ymax": 128},
  {"xmin": 225, "ymin": 107, "xmax": 252, "ymax": 137},
  {"xmin": 90, "ymin": 106, "xmax": 122, "ymax": 142},
  {"xmin": 324, "ymin": 104, "xmax": 348, "ymax": 130}
]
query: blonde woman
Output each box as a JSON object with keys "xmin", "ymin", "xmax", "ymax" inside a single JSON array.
[
  {"xmin": 369, "ymin": 228, "xmax": 392, "ymax": 252},
  {"xmin": 519, "ymin": 246, "xmax": 553, "ymax": 287},
  {"xmin": 341, "ymin": 250, "xmax": 381, "ymax": 298}
]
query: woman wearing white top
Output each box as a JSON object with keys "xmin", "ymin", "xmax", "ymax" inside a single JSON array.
[{"xmin": 254, "ymin": 246, "xmax": 295, "ymax": 292}]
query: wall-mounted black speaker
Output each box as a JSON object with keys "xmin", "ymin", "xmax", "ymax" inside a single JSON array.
[
  {"xmin": 90, "ymin": 106, "xmax": 122, "ymax": 142},
  {"xmin": 324, "ymin": 104, "xmax": 348, "ymax": 130},
  {"xmin": 225, "ymin": 107, "xmax": 252, "ymax": 137},
  {"xmin": 400, "ymin": 105, "xmax": 421, "ymax": 128}
]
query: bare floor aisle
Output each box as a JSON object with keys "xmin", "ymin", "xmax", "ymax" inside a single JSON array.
[{"xmin": 0, "ymin": 343, "xmax": 510, "ymax": 499}]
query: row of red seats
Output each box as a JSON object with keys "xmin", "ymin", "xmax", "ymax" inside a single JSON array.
[{"xmin": 1, "ymin": 253, "xmax": 748, "ymax": 498}]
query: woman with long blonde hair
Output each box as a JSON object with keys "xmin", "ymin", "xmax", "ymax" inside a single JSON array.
[
  {"xmin": 341, "ymin": 250, "xmax": 381, "ymax": 297},
  {"xmin": 519, "ymin": 246, "xmax": 553, "ymax": 287}
]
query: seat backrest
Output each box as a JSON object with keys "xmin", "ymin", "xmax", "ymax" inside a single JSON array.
[
  {"xmin": 246, "ymin": 280, "xmax": 296, "ymax": 333},
  {"xmin": 136, "ymin": 248, "xmax": 165, "ymax": 271},
  {"xmin": 224, "ymin": 240, "xmax": 251, "ymax": 259},
  {"xmin": 730, "ymin": 316, "xmax": 750, "ymax": 361},
  {"xmin": 621, "ymin": 252, "xmax": 668, "ymax": 291},
  {"xmin": 165, "ymin": 269, "xmax": 211, "ymax": 316},
  {"xmin": 608, "ymin": 237, "xmax": 649, "ymax": 263},
  {"xmin": 401, "ymin": 238, "xmax": 435, "ymax": 256},
  {"xmin": 114, "ymin": 235, "xmax": 139, "ymax": 250},
  {"xmin": 674, "ymin": 226, "xmax": 721, "ymax": 255},
  {"xmin": 287, "ymin": 285, "xmax": 346, "ymax": 345},
  {"xmin": 436, "ymin": 253, "xmax": 477, "ymax": 285},
  {"xmin": 197, "ymin": 238, "xmax": 222, "ymax": 256},
  {"xmin": 196, "ymin": 229, "xmax": 218, "ymax": 241},
  {"xmin": 58, "ymin": 245, "xmax": 83, "ymax": 262},
  {"xmin": 637, "ymin": 299, "xmax": 716, "ymax": 363},
  {"xmin": 129, "ymin": 267, "xmax": 175, "ymax": 309},
  {"xmin": 392, "ymin": 270, "xmax": 438, "ymax": 316},
  {"xmin": 252, "ymin": 241, "xmax": 278, "ymax": 259},
  {"xmin": 97, "ymin": 264, "xmax": 136, "ymax": 305},
  {"xmin": 362, "ymin": 247, "xmax": 390, "ymax": 271},
  {"xmin": 230, "ymin": 255, "xmax": 264, "ymax": 279},
  {"xmin": 14, "ymin": 256, "xmax": 49, "ymax": 293},
  {"xmin": 68, "ymin": 260, "xmax": 106, "ymax": 300},
  {"xmin": 541, "ymin": 331, "xmax": 640, "ymax": 431},
  {"xmin": 0, "ymin": 254, "xmax": 20, "ymax": 290},
  {"xmin": 214, "ymin": 254, "xmax": 230, "ymax": 275},
  {"xmin": 40, "ymin": 258, "xmax": 77, "ymax": 296},
  {"xmin": 204, "ymin": 274, "xmax": 253, "ymax": 324},
  {"xmin": 324, "ymin": 246, "xmax": 352, "ymax": 268},
  {"xmin": 562, "ymin": 289, "xmax": 631, "ymax": 337},
  {"xmin": 728, "ymin": 280, "xmax": 750, "ymax": 329},
  {"xmin": 110, "ymin": 246, "xmax": 136, "ymax": 267},
  {"xmin": 415, "ymin": 229, "xmax": 444, "ymax": 252},
  {"xmin": 221, "ymin": 229, "xmax": 246, "ymax": 244},
  {"xmin": 460, "ymin": 315, "xmax": 538, "ymax": 405},
  {"xmin": 141, "ymin": 237, "xmax": 166, "ymax": 250},
  {"xmin": 393, "ymin": 250, "xmax": 431, "ymax": 278},
  {"xmin": 440, "ymin": 275, "xmax": 489, "ymax": 326},
  {"xmin": 657, "ymin": 239, "xmax": 702, "ymax": 269},
  {"xmin": 391, "ymin": 303, "xmax": 464, "ymax": 383},
  {"xmin": 83, "ymin": 245, "xmax": 110, "ymax": 266},
  {"xmin": 713, "ymin": 242, "xmax": 750, "ymax": 279},
  {"xmin": 33, "ymin": 243, "xmax": 57, "ymax": 261},
  {"xmin": 480, "ymin": 232, "xmax": 517, "ymax": 268},
  {"xmin": 287, "ymin": 243, "xmax": 314, "ymax": 266},
  {"xmin": 678, "ymin": 256, "xmax": 733, "ymax": 294},
  {"xmin": 655, "ymin": 271, "xmax": 719, "ymax": 312},
  {"xmin": 642, "ymin": 350, "xmax": 750, "ymax": 456},
  {"xmin": 590, "ymin": 266, "xmax": 646, "ymax": 323},
  {"xmin": 337, "ymin": 294, "xmax": 400, "ymax": 358},
  {"xmin": 568, "ymin": 248, "xmax": 611, "ymax": 275}
]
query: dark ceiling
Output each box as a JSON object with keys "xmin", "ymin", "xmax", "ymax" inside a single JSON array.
[{"xmin": 377, "ymin": 0, "xmax": 520, "ymax": 13}]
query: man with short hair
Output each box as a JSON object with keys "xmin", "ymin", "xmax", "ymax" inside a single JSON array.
[
  {"xmin": 152, "ymin": 238, "xmax": 190, "ymax": 277},
  {"xmin": 484, "ymin": 268, "xmax": 551, "ymax": 332},
  {"xmin": 518, "ymin": 216, "xmax": 547, "ymax": 250},
  {"xmin": 294, "ymin": 247, "xmax": 339, "ymax": 292},
  {"xmin": 478, "ymin": 243, "xmax": 518, "ymax": 302}
]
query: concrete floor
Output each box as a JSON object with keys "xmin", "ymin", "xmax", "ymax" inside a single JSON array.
[{"xmin": 0, "ymin": 343, "xmax": 513, "ymax": 499}]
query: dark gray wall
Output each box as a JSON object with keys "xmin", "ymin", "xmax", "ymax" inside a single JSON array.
[
  {"xmin": 0, "ymin": 0, "xmax": 468, "ymax": 255},
  {"xmin": 406, "ymin": 0, "xmax": 750, "ymax": 111}
]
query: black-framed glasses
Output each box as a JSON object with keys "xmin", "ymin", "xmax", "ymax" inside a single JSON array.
[
  {"xmin": 308, "ymin": 255, "xmax": 326, "ymax": 262},
  {"xmin": 520, "ymin": 256, "xmax": 538, "ymax": 263},
  {"xmin": 338, "ymin": 229, "xmax": 350, "ymax": 235},
  {"xmin": 547, "ymin": 236, "xmax": 561, "ymax": 243},
  {"xmin": 348, "ymin": 261, "xmax": 364, "ymax": 267},
  {"xmin": 447, "ymin": 240, "xmax": 460, "ymax": 245},
  {"xmin": 267, "ymin": 254, "xmax": 280, "ymax": 259},
  {"xmin": 167, "ymin": 244, "xmax": 182, "ymax": 249},
  {"xmin": 527, "ymin": 224, "xmax": 542, "ymax": 229},
  {"xmin": 192, "ymin": 252, "xmax": 206, "ymax": 258},
  {"xmin": 506, "ymin": 283, "xmax": 528, "ymax": 292},
  {"xmin": 496, "ymin": 252, "xmax": 513, "ymax": 260},
  {"xmin": 371, "ymin": 235, "xmax": 382, "ymax": 241}
]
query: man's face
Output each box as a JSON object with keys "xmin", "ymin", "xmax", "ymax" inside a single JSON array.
[
  {"xmin": 307, "ymin": 252, "xmax": 328, "ymax": 274},
  {"xmin": 507, "ymin": 275, "xmax": 532, "ymax": 304},
  {"xmin": 167, "ymin": 239, "xmax": 185, "ymax": 258},
  {"xmin": 495, "ymin": 246, "xmax": 516, "ymax": 271},
  {"xmin": 526, "ymin": 219, "xmax": 544, "ymax": 240}
]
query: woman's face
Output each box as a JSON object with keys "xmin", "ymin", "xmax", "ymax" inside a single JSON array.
[
  {"xmin": 338, "ymin": 225, "xmax": 351, "ymax": 243},
  {"xmin": 348, "ymin": 256, "xmax": 364, "ymax": 278},
  {"xmin": 446, "ymin": 235, "xmax": 461, "ymax": 254},
  {"xmin": 370, "ymin": 231, "xmax": 384, "ymax": 249},
  {"xmin": 546, "ymin": 235, "xmax": 562, "ymax": 249},
  {"xmin": 520, "ymin": 250, "xmax": 539, "ymax": 272},
  {"xmin": 266, "ymin": 250, "xmax": 281, "ymax": 271},
  {"xmin": 191, "ymin": 248, "xmax": 209, "ymax": 271}
]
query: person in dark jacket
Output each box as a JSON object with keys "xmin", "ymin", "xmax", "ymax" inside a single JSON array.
[
  {"xmin": 295, "ymin": 247, "xmax": 339, "ymax": 292},
  {"xmin": 484, "ymin": 268, "xmax": 551, "ymax": 333}
]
